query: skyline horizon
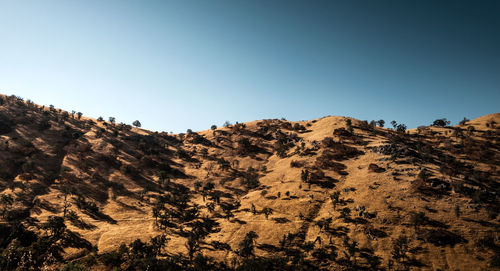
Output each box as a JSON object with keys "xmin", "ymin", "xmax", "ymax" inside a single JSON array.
[
  {"xmin": 1, "ymin": 92, "xmax": 494, "ymax": 133},
  {"xmin": 1, "ymin": 0, "xmax": 499, "ymax": 133}
]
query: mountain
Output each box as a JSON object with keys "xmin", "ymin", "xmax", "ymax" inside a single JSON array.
[{"xmin": 0, "ymin": 94, "xmax": 499, "ymax": 270}]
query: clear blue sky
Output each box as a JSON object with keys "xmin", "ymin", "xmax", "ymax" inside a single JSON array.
[{"xmin": 1, "ymin": 0, "xmax": 498, "ymax": 132}]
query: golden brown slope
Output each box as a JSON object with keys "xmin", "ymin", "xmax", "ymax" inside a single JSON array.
[{"xmin": 0, "ymin": 94, "xmax": 499, "ymax": 270}]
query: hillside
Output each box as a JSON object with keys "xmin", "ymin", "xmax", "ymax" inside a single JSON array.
[{"xmin": 0, "ymin": 94, "xmax": 499, "ymax": 270}]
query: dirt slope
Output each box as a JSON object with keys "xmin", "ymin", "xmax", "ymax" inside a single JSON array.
[{"xmin": 0, "ymin": 94, "xmax": 499, "ymax": 270}]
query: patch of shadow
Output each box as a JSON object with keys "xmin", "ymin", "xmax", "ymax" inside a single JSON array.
[
  {"xmin": 327, "ymin": 226, "xmax": 350, "ymax": 237},
  {"xmin": 115, "ymin": 199, "xmax": 145, "ymax": 213},
  {"xmin": 208, "ymin": 241, "xmax": 232, "ymax": 252},
  {"xmin": 404, "ymin": 258, "xmax": 428, "ymax": 268},
  {"xmin": 68, "ymin": 218, "xmax": 97, "ymax": 230},
  {"xmin": 348, "ymin": 217, "xmax": 368, "ymax": 224},
  {"xmin": 463, "ymin": 218, "xmax": 500, "ymax": 229},
  {"xmin": 425, "ymin": 218, "xmax": 449, "ymax": 229},
  {"xmin": 82, "ymin": 210, "xmax": 117, "ymax": 224},
  {"xmin": 418, "ymin": 229, "xmax": 467, "ymax": 247},
  {"xmin": 34, "ymin": 199, "xmax": 59, "ymax": 213},
  {"xmin": 272, "ymin": 217, "xmax": 290, "ymax": 224},
  {"xmin": 364, "ymin": 227, "xmax": 388, "ymax": 239},
  {"xmin": 61, "ymin": 230, "xmax": 93, "ymax": 250},
  {"xmin": 257, "ymin": 243, "xmax": 280, "ymax": 253},
  {"xmin": 223, "ymin": 186, "xmax": 246, "ymax": 196},
  {"xmin": 231, "ymin": 218, "xmax": 247, "ymax": 224},
  {"xmin": 424, "ymin": 206, "xmax": 438, "ymax": 213}
]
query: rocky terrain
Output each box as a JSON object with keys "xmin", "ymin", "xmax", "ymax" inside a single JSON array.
[{"xmin": 0, "ymin": 94, "xmax": 498, "ymax": 270}]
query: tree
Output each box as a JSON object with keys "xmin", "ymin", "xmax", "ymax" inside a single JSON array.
[
  {"xmin": 343, "ymin": 237, "xmax": 359, "ymax": 266},
  {"xmin": 220, "ymin": 201, "xmax": 240, "ymax": 220},
  {"xmin": 340, "ymin": 207, "xmax": 351, "ymax": 220},
  {"xmin": 377, "ymin": 119, "xmax": 385, "ymax": 127},
  {"xmin": 42, "ymin": 216, "xmax": 66, "ymax": 238},
  {"xmin": 345, "ymin": 119, "xmax": 353, "ymax": 134},
  {"xmin": 194, "ymin": 181, "xmax": 202, "ymax": 191},
  {"xmin": 391, "ymin": 120, "xmax": 397, "ymax": 129},
  {"xmin": 396, "ymin": 124, "xmax": 407, "ymax": 133},
  {"xmin": 211, "ymin": 125, "xmax": 217, "ymax": 130},
  {"xmin": 455, "ymin": 205, "xmax": 460, "ymax": 218},
  {"xmin": 261, "ymin": 207, "xmax": 273, "ymax": 219},
  {"xmin": 459, "ymin": 117, "xmax": 469, "ymax": 126},
  {"xmin": 108, "ymin": 117, "xmax": 116, "ymax": 124},
  {"xmin": 453, "ymin": 128, "xmax": 464, "ymax": 139},
  {"xmin": 150, "ymin": 235, "xmax": 168, "ymax": 257},
  {"xmin": 369, "ymin": 120, "xmax": 377, "ymax": 129},
  {"xmin": 185, "ymin": 231, "xmax": 201, "ymax": 261},
  {"xmin": 97, "ymin": 116, "xmax": 104, "ymax": 122},
  {"xmin": 330, "ymin": 191, "xmax": 341, "ymax": 210},
  {"xmin": 77, "ymin": 112, "xmax": 83, "ymax": 119},
  {"xmin": 432, "ymin": 118, "xmax": 450, "ymax": 127},
  {"xmin": 301, "ymin": 169, "xmax": 309, "ymax": 182},
  {"xmin": 315, "ymin": 217, "xmax": 332, "ymax": 233},
  {"xmin": 238, "ymin": 231, "xmax": 259, "ymax": 258},
  {"xmin": 0, "ymin": 194, "xmax": 14, "ymax": 218},
  {"xmin": 132, "ymin": 120, "xmax": 141, "ymax": 128},
  {"xmin": 410, "ymin": 211, "xmax": 426, "ymax": 230},
  {"xmin": 391, "ymin": 235, "xmax": 409, "ymax": 266}
]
